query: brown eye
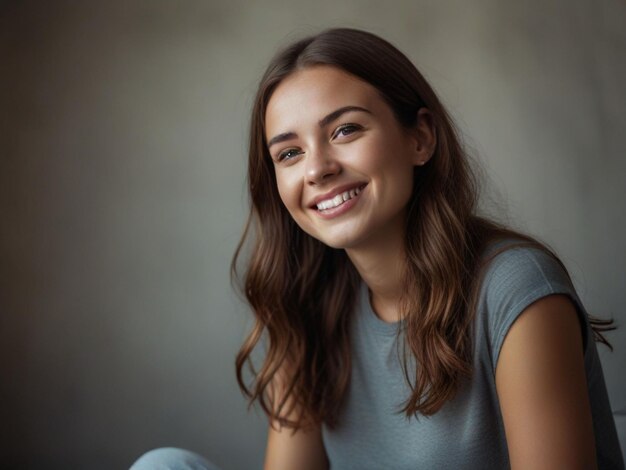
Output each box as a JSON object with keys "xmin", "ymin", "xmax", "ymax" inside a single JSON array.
[
  {"xmin": 333, "ymin": 123, "xmax": 361, "ymax": 139},
  {"xmin": 278, "ymin": 148, "xmax": 302, "ymax": 162}
]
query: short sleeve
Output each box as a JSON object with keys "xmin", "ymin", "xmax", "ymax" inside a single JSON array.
[{"xmin": 479, "ymin": 245, "xmax": 591, "ymax": 374}]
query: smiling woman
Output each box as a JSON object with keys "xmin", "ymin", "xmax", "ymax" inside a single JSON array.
[
  {"xmin": 132, "ymin": 27, "xmax": 624, "ymax": 470},
  {"xmin": 229, "ymin": 27, "xmax": 625, "ymax": 470}
]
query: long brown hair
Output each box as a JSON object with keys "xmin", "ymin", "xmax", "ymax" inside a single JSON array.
[{"xmin": 232, "ymin": 27, "xmax": 615, "ymax": 430}]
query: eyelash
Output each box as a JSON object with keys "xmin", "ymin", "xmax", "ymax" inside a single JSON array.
[
  {"xmin": 277, "ymin": 148, "xmax": 302, "ymax": 161},
  {"xmin": 332, "ymin": 123, "xmax": 361, "ymax": 139},
  {"xmin": 276, "ymin": 123, "xmax": 362, "ymax": 162}
]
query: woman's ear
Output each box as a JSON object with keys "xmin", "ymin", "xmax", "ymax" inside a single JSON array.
[{"xmin": 410, "ymin": 108, "xmax": 437, "ymax": 166}]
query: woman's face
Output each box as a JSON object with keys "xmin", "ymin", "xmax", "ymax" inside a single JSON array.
[{"xmin": 264, "ymin": 65, "xmax": 431, "ymax": 251}]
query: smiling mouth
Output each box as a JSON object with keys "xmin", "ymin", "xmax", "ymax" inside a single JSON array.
[{"xmin": 316, "ymin": 184, "xmax": 367, "ymax": 211}]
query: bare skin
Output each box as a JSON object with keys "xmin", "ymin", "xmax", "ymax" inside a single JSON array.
[
  {"xmin": 263, "ymin": 366, "xmax": 329, "ymax": 470},
  {"xmin": 495, "ymin": 294, "xmax": 597, "ymax": 469},
  {"xmin": 264, "ymin": 421, "xmax": 328, "ymax": 470}
]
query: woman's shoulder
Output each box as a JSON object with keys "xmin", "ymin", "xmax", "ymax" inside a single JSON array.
[
  {"xmin": 479, "ymin": 237, "xmax": 574, "ymax": 297},
  {"xmin": 475, "ymin": 237, "xmax": 590, "ymax": 366}
]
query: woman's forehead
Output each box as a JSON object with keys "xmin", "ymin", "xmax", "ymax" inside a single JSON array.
[{"xmin": 264, "ymin": 66, "xmax": 381, "ymax": 136}]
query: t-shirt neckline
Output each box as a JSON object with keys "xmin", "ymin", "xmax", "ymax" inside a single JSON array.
[{"xmin": 359, "ymin": 281, "xmax": 403, "ymax": 336}]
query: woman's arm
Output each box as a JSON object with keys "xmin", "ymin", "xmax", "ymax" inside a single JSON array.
[
  {"xmin": 495, "ymin": 294, "xmax": 597, "ymax": 469},
  {"xmin": 263, "ymin": 367, "xmax": 329, "ymax": 470},
  {"xmin": 264, "ymin": 420, "xmax": 328, "ymax": 470}
]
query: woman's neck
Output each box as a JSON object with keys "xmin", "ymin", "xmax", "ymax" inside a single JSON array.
[{"xmin": 346, "ymin": 238, "xmax": 406, "ymax": 323}]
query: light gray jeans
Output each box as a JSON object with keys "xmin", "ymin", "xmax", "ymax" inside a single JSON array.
[{"xmin": 130, "ymin": 448, "xmax": 221, "ymax": 470}]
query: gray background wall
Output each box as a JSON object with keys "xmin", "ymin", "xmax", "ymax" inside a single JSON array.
[{"xmin": 1, "ymin": 1, "xmax": 625, "ymax": 469}]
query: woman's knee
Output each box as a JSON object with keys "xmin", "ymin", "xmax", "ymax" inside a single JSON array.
[{"xmin": 129, "ymin": 447, "xmax": 220, "ymax": 470}]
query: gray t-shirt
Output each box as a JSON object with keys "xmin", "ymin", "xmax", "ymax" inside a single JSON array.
[{"xmin": 322, "ymin": 244, "xmax": 624, "ymax": 469}]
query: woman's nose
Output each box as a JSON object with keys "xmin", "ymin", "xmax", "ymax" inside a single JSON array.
[{"xmin": 305, "ymin": 147, "xmax": 341, "ymax": 185}]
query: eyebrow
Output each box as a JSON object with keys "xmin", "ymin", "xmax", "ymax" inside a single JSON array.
[{"xmin": 266, "ymin": 105, "xmax": 371, "ymax": 149}]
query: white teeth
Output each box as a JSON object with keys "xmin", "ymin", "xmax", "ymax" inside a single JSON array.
[{"xmin": 316, "ymin": 185, "xmax": 363, "ymax": 211}]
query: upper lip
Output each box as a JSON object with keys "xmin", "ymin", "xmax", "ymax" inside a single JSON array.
[{"xmin": 308, "ymin": 182, "xmax": 367, "ymax": 208}]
